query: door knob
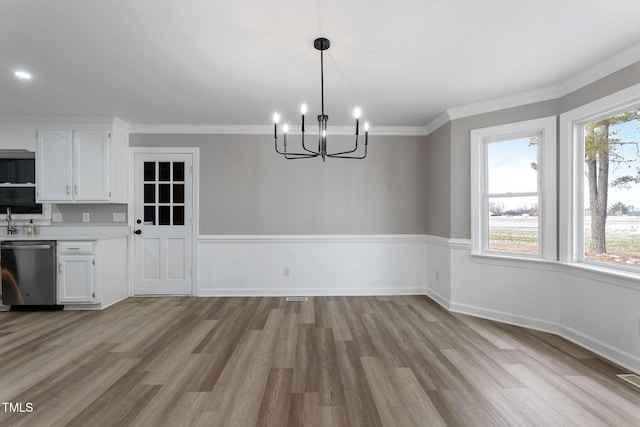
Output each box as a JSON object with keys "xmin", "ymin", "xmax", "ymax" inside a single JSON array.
[{"xmin": 134, "ymin": 230, "xmax": 142, "ymax": 235}]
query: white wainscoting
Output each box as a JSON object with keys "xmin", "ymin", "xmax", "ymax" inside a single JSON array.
[
  {"xmin": 425, "ymin": 237, "xmax": 640, "ymax": 375},
  {"xmin": 198, "ymin": 235, "xmax": 428, "ymax": 297}
]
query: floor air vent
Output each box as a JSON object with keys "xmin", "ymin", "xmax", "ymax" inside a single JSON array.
[
  {"xmin": 285, "ymin": 297, "xmax": 308, "ymax": 302},
  {"xmin": 617, "ymin": 374, "xmax": 640, "ymax": 389}
]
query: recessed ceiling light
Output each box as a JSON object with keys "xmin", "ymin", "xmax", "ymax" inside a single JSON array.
[{"xmin": 14, "ymin": 70, "xmax": 32, "ymax": 80}]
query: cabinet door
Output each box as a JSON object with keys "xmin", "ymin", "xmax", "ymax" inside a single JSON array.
[
  {"xmin": 36, "ymin": 130, "xmax": 73, "ymax": 201},
  {"xmin": 74, "ymin": 130, "xmax": 110, "ymax": 201},
  {"xmin": 58, "ymin": 255, "xmax": 96, "ymax": 303}
]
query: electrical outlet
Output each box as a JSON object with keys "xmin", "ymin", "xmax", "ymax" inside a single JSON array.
[
  {"xmin": 112, "ymin": 213, "xmax": 126, "ymax": 222},
  {"xmin": 52, "ymin": 213, "xmax": 62, "ymax": 222},
  {"xmin": 82, "ymin": 213, "xmax": 90, "ymax": 223},
  {"xmin": 435, "ymin": 271, "xmax": 440, "ymax": 281},
  {"xmin": 283, "ymin": 267, "xmax": 290, "ymax": 277}
]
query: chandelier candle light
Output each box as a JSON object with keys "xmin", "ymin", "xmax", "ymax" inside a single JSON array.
[{"xmin": 273, "ymin": 37, "xmax": 369, "ymax": 161}]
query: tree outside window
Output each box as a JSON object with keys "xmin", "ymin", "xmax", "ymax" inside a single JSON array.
[{"xmin": 583, "ymin": 109, "xmax": 640, "ymax": 269}]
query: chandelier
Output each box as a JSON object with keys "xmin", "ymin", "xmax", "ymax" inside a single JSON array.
[{"xmin": 272, "ymin": 37, "xmax": 369, "ymax": 161}]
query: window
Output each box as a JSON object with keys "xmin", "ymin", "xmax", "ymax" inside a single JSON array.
[
  {"xmin": 471, "ymin": 117, "xmax": 556, "ymax": 259},
  {"xmin": 0, "ymin": 158, "xmax": 42, "ymax": 214},
  {"xmin": 560, "ymin": 84, "xmax": 640, "ymax": 273},
  {"xmin": 0, "ymin": 154, "xmax": 51, "ymax": 221}
]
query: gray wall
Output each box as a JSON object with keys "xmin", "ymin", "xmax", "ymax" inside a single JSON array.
[
  {"xmin": 562, "ymin": 62, "xmax": 640, "ymax": 112},
  {"xmin": 445, "ymin": 60, "xmax": 640, "ymax": 239},
  {"xmin": 130, "ymin": 134, "xmax": 429, "ymax": 235},
  {"xmin": 424, "ymin": 121, "xmax": 451, "ymax": 238}
]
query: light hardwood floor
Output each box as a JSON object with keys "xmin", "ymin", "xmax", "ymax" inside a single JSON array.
[{"xmin": 0, "ymin": 296, "xmax": 639, "ymax": 426}]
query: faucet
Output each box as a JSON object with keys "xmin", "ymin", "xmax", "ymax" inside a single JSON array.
[{"xmin": 6, "ymin": 207, "xmax": 17, "ymax": 235}]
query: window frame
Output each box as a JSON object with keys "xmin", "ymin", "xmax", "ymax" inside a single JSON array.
[
  {"xmin": 471, "ymin": 116, "xmax": 557, "ymax": 260},
  {"xmin": 559, "ymin": 82, "xmax": 640, "ymax": 275},
  {"xmin": 0, "ymin": 154, "xmax": 51, "ymax": 222}
]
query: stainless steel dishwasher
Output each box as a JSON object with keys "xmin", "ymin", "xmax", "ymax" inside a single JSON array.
[{"xmin": 0, "ymin": 240, "xmax": 57, "ymax": 306}]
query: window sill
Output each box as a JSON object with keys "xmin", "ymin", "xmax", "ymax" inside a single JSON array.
[
  {"xmin": 558, "ymin": 262, "xmax": 640, "ymax": 290},
  {"xmin": 470, "ymin": 253, "xmax": 559, "ymax": 271},
  {"xmin": 470, "ymin": 253, "xmax": 639, "ymax": 290}
]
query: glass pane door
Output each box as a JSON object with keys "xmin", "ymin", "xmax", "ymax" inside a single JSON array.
[{"xmin": 142, "ymin": 161, "xmax": 185, "ymax": 226}]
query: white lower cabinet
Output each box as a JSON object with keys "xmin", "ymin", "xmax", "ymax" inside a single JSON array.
[
  {"xmin": 58, "ymin": 242, "xmax": 96, "ymax": 304},
  {"xmin": 57, "ymin": 237, "xmax": 128, "ymax": 308}
]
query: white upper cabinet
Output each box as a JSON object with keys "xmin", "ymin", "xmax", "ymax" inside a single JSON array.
[
  {"xmin": 36, "ymin": 121, "xmax": 128, "ymax": 203},
  {"xmin": 73, "ymin": 130, "xmax": 110, "ymax": 200},
  {"xmin": 36, "ymin": 129, "xmax": 73, "ymax": 201}
]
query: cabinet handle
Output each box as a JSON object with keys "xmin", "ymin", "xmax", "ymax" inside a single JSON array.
[
  {"xmin": 59, "ymin": 263, "xmax": 63, "ymax": 273},
  {"xmin": 74, "ymin": 185, "xmax": 79, "ymax": 194},
  {"xmin": 66, "ymin": 185, "xmax": 71, "ymax": 194}
]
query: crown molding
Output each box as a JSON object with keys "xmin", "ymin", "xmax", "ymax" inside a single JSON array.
[
  {"xmin": 0, "ymin": 118, "xmax": 425, "ymax": 137},
  {"xmin": 128, "ymin": 123, "xmax": 427, "ymax": 136},
  {"xmin": 558, "ymin": 42, "xmax": 640, "ymax": 96},
  {"xmin": 445, "ymin": 85, "xmax": 562, "ymax": 121},
  {"xmin": 0, "ymin": 116, "xmax": 121, "ymax": 129},
  {"xmin": 423, "ymin": 111, "xmax": 451, "ymax": 135},
  {"xmin": 128, "ymin": 124, "xmax": 268, "ymax": 134},
  {"xmin": 365, "ymin": 126, "xmax": 426, "ymax": 136},
  {"xmin": 429, "ymin": 42, "xmax": 640, "ymax": 133},
  {"xmin": 112, "ymin": 117, "xmax": 130, "ymax": 131}
]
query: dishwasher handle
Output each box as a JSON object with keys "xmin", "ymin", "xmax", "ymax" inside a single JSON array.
[{"xmin": 0, "ymin": 244, "xmax": 53, "ymax": 250}]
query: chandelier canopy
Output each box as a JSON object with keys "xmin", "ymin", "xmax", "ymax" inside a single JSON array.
[{"xmin": 272, "ymin": 37, "xmax": 369, "ymax": 162}]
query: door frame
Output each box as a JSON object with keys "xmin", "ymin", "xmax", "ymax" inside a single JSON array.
[{"xmin": 127, "ymin": 147, "xmax": 200, "ymax": 297}]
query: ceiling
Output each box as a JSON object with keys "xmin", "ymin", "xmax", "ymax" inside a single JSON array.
[{"xmin": 2, "ymin": 0, "xmax": 640, "ymax": 128}]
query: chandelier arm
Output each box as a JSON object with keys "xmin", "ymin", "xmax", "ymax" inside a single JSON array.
[
  {"xmin": 301, "ymin": 132, "xmax": 320, "ymax": 155},
  {"xmin": 274, "ymin": 136, "xmax": 285, "ymax": 155},
  {"xmin": 326, "ymin": 135, "xmax": 360, "ymax": 156},
  {"xmin": 275, "ymin": 134, "xmax": 317, "ymax": 158},
  {"xmin": 285, "ymin": 153, "xmax": 318, "ymax": 159},
  {"xmin": 326, "ymin": 133, "xmax": 368, "ymax": 159},
  {"xmin": 282, "ymin": 148, "xmax": 318, "ymax": 158},
  {"xmin": 326, "ymin": 146, "xmax": 367, "ymax": 159}
]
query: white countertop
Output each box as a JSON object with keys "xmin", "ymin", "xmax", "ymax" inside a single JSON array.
[{"xmin": 0, "ymin": 226, "xmax": 131, "ymax": 241}]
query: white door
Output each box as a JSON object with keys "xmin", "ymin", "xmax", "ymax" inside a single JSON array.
[{"xmin": 134, "ymin": 153, "xmax": 194, "ymax": 295}]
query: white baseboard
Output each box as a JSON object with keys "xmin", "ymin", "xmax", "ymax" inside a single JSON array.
[
  {"xmin": 559, "ymin": 325, "xmax": 640, "ymax": 375},
  {"xmin": 448, "ymin": 301, "xmax": 560, "ymax": 335},
  {"xmin": 424, "ymin": 287, "xmax": 450, "ymax": 310},
  {"xmin": 197, "ymin": 287, "xmax": 427, "ymax": 297},
  {"xmin": 433, "ymin": 293, "xmax": 640, "ymax": 375},
  {"xmin": 62, "ymin": 295, "xmax": 129, "ymax": 311}
]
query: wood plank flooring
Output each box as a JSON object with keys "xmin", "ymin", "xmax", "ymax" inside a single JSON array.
[{"xmin": 0, "ymin": 296, "xmax": 639, "ymax": 426}]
